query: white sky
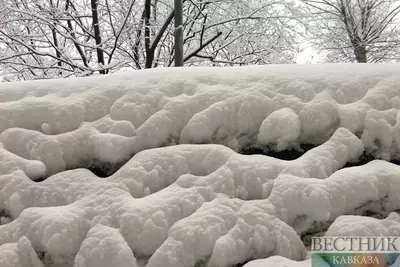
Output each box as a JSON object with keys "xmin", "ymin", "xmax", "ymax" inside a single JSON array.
[{"xmin": 296, "ymin": 46, "xmax": 321, "ymax": 64}]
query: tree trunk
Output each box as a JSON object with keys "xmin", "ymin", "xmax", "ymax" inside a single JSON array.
[
  {"xmin": 354, "ymin": 45, "xmax": 367, "ymax": 63},
  {"xmin": 174, "ymin": 0, "xmax": 184, "ymax": 67},
  {"xmin": 91, "ymin": 0, "xmax": 106, "ymax": 74},
  {"xmin": 144, "ymin": 0, "xmax": 153, "ymax": 68}
]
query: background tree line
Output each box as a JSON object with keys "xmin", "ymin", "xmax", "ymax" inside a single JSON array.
[
  {"xmin": 0, "ymin": 0, "xmax": 399, "ymax": 81},
  {"xmin": 303, "ymin": 0, "xmax": 400, "ymax": 63}
]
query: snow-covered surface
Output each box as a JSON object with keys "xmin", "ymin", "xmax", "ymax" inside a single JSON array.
[
  {"xmin": 326, "ymin": 212, "xmax": 400, "ymax": 236},
  {"xmin": 243, "ymin": 256, "xmax": 314, "ymax": 267},
  {"xmin": 1, "ymin": 64, "xmax": 400, "ymax": 266}
]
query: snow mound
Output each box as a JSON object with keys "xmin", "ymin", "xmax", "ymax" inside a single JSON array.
[
  {"xmin": 326, "ymin": 212, "xmax": 400, "ymax": 236},
  {"xmin": 74, "ymin": 224, "xmax": 139, "ymax": 267},
  {"xmin": 269, "ymin": 159, "xmax": 400, "ymax": 225},
  {"xmin": 1, "ymin": 64, "xmax": 400, "ymax": 176},
  {"xmin": 0, "ymin": 145, "xmax": 46, "ymax": 180},
  {"xmin": 0, "ymin": 125, "xmax": 134, "ymax": 175},
  {"xmin": 148, "ymin": 199, "xmax": 306, "ymax": 267},
  {"xmin": 1, "ymin": 127, "xmax": 399, "ymax": 267},
  {"xmin": 257, "ymin": 108, "xmax": 301, "ymax": 151},
  {"xmin": 0, "ymin": 236, "xmax": 43, "ymax": 267},
  {"xmin": 1, "ymin": 64, "xmax": 400, "ymax": 266}
]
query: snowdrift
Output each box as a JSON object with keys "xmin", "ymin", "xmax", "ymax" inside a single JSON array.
[{"xmin": 1, "ymin": 64, "xmax": 400, "ymax": 267}]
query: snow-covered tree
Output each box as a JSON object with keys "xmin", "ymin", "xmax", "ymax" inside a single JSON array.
[
  {"xmin": 0, "ymin": 0, "xmax": 301, "ymax": 81},
  {"xmin": 302, "ymin": 0, "xmax": 400, "ymax": 63}
]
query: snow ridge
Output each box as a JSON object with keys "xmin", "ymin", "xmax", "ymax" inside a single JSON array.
[
  {"xmin": 0, "ymin": 128, "xmax": 399, "ymax": 266},
  {"xmin": 1, "ymin": 64, "xmax": 400, "ymax": 266},
  {"xmin": 1, "ymin": 64, "xmax": 400, "ymax": 178}
]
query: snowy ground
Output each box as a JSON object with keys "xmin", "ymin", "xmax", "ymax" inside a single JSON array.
[{"xmin": 1, "ymin": 64, "xmax": 400, "ymax": 267}]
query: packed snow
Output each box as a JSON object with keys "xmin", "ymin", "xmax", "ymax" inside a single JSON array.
[{"xmin": 0, "ymin": 64, "xmax": 400, "ymax": 266}]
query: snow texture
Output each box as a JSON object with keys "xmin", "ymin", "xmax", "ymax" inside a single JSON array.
[
  {"xmin": 326, "ymin": 212, "xmax": 400, "ymax": 236},
  {"xmin": 0, "ymin": 236, "xmax": 44, "ymax": 267},
  {"xmin": 0, "ymin": 64, "xmax": 400, "ymax": 266},
  {"xmin": 243, "ymin": 256, "xmax": 314, "ymax": 267}
]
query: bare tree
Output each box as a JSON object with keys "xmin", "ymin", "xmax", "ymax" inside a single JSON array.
[
  {"xmin": 302, "ymin": 0, "xmax": 400, "ymax": 63},
  {"xmin": 0, "ymin": 0, "xmax": 143, "ymax": 79},
  {"xmin": 0, "ymin": 0, "xmax": 301, "ymax": 81}
]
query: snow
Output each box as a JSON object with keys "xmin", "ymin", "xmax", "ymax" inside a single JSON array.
[
  {"xmin": 0, "ymin": 144, "xmax": 46, "ymax": 180},
  {"xmin": 326, "ymin": 212, "xmax": 400, "ymax": 236},
  {"xmin": 0, "ymin": 124, "xmax": 135, "ymax": 176},
  {"xmin": 0, "ymin": 236, "xmax": 44, "ymax": 267},
  {"xmin": 1, "ymin": 64, "xmax": 400, "ymax": 176},
  {"xmin": 243, "ymin": 256, "xmax": 314, "ymax": 267},
  {"xmin": 257, "ymin": 108, "xmax": 301, "ymax": 151},
  {"xmin": 0, "ymin": 64, "xmax": 400, "ymax": 266},
  {"xmin": 74, "ymin": 224, "xmax": 139, "ymax": 267}
]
